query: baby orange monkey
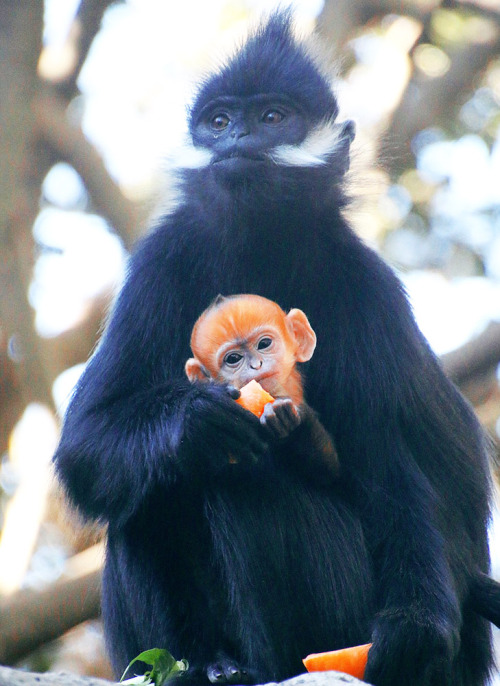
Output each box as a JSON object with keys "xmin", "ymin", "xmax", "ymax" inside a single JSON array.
[{"xmin": 186, "ymin": 294, "xmax": 339, "ymax": 476}]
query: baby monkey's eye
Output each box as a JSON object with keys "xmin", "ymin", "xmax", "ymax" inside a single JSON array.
[
  {"xmin": 224, "ymin": 352, "xmax": 243, "ymax": 366},
  {"xmin": 257, "ymin": 337, "xmax": 272, "ymax": 350},
  {"xmin": 211, "ymin": 113, "xmax": 230, "ymax": 130}
]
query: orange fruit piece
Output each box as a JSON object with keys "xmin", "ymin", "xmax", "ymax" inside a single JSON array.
[
  {"xmin": 235, "ymin": 380, "xmax": 274, "ymax": 417},
  {"xmin": 303, "ymin": 643, "xmax": 372, "ymax": 680}
]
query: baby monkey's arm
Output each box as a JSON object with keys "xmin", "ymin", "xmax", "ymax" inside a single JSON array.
[{"xmin": 261, "ymin": 399, "xmax": 339, "ymax": 479}]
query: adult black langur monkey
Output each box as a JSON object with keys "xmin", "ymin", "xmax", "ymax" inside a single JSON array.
[{"xmin": 53, "ymin": 11, "xmax": 497, "ymax": 686}]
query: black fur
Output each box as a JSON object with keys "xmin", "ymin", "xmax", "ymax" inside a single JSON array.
[
  {"xmin": 53, "ymin": 12, "xmax": 494, "ymax": 686},
  {"xmin": 188, "ymin": 11, "xmax": 338, "ymax": 128},
  {"xmin": 470, "ymin": 573, "xmax": 500, "ymax": 629}
]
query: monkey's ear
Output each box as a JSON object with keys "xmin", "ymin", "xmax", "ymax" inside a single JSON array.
[
  {"xmin": 185, "ymin": 358, "xmax": 210, "ymax": 382},
  {"xmin": 286, "ymin": 309, "xmax": 317, "ymax": 362}
]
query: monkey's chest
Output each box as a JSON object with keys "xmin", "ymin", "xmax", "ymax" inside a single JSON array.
[{"xmin": 202, "ymin": 465, "xmax": 360, "ymax": 590}]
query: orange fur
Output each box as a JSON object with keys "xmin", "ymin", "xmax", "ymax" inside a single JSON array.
[{"xmin": 189, "ymin": 295, "xmax": 310, "ymax": 404}]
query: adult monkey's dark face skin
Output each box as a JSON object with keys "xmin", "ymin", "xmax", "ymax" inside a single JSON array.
[
  {"xmin": 192, "ymin": 94, "xmax": 309, "ymax": 169},
  {"xmin": 191, "ymin": 93, "xmax": 355, "ymax": 180}
]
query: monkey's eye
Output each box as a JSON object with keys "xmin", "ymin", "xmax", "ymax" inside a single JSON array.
[
  {"xmin": 224, "ymin": 352, "xmax": 243, "ymax": 366},
  {"xmin": 257, "ymin": 337, "xmax": 273, "ymax": 350},
  {"xmin": 262, "ymin": 110, "xmax": 285, "ymax": 125},
  {"xmin": 210, "ymin": 113, "xmax": 230, "ymax": 131}
]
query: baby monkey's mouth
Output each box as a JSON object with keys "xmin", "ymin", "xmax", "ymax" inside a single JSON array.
[
  {"xmin": 235, "ymin": 372, "xmax": 275, "ymax": 391},
  {"xmin": 253, "ymin": 373, "xmax": 279, "ymax": 395}
]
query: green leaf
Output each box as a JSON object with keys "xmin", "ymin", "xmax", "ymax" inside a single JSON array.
[{"xmin": 120, "ymin": 648, "xmax": 189, "ymax": 686}]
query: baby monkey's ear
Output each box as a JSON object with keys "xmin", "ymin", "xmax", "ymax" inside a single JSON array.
[
  {"xmin": 286, "ymin": 309, "xmax": 317, "ymax": 362},
  {"xmin": 185, "ymin": 358, "xmax": 210, "ymax": 382}
]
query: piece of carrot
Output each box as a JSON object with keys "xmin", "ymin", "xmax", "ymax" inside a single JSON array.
[
  {"xmin": 303, "ymin": 643, "xmax": 372, "ymax": 681},
  {"xmin": 235, "ymin": 380, "xmax": 274, "ymax": 418}
]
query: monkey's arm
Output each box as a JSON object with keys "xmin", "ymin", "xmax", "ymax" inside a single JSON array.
[
  {"xmin": 261, "ymin": 399, "xmax": 339, "ymax": 479},
  {"xmin": 53, "ymin": 233, "xmax": 267, "ymax": 528}
]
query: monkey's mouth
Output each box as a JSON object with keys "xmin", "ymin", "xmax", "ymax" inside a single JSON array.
[
  {"xmin": 239, "ymin": 372, "xmax": 275, "ymax": 391},
  {"xmin": 253, "ymin": 373, "xmax": 277, "ymax": 392},
  {"xmin": 212, "ymin": 152, "xmax": 266, "ymax": 165}
]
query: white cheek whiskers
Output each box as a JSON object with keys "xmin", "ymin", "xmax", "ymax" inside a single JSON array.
[
  {"xmin": 266, "ymin": 121, "xmax": 344, "ymax": 167},
  {"xmin": 165, "ymin": 120, "xmax": 349, "ymax": 173},
  {"xmin": 166, "ymin": 137, "xmax": 214, "ymax": 170}
]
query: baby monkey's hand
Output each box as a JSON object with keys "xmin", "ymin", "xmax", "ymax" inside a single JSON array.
[{"xmin": 260, "ymin": 397, "xmax": 301, "ymax": 440}]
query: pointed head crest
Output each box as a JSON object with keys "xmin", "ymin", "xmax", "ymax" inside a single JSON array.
[{"xmin": 189, "ymin": 10, "xmax": 339, "ymax": 131}]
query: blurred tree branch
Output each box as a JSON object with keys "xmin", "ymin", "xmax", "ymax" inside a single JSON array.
[
  {"xmin": 44, "ymin": 0, "xmax": 120, "ymax": 99},
  {"xmin": 0, "ymin": 0, "xmax": 140, "ymax": 631},
  {"xmin": 39, "ymin": 292, "xmax": 110, "ymax": 384},
  {"xmin": 320, "ymin": 0, "xmax": 500, "ymax": 174},
  {"xmin": 317, "ymin": 0, "xmax": 365, "ymax": 50},
  {"xmin": 442, "ymin": 322, "xmax": 500, "ymax": 387},
  {"xmin": 0, "ymin": 570, "xmax": 101, "ymax": 665},
  {"xmin": 382, "ymin": 34, "xmax": 500, "ymax": 173},
  {"xmin": 37, "ymin": 0, "xmax": 149, "ymax": 250},
  {"xmin": 0, "ymin": 0, "xmax": 145, "ymax": 448},
  {"xmin": 0, "ymin": 347, "xmax": 24, "ymax": 456},
  {"xmin": 456, "ymin": 0, "xmax": 500, "ymax": 20},
  {"xmin": 0, "ymin": 1, "xmax": 54, "ymax": 406},
  {"xmin": 441, "ymin": 322, "xmax": 500, "ymax": 414},
  {"xmin": 34, "ymin": 93, "xmax": 144, "ymax": 250}
]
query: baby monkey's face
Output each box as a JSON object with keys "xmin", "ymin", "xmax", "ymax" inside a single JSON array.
[
  {"xmin": 213, "ymin": 324, "xmax": 292, "ymax": 395},
  {"xmin": 185, "ymin": 294, "xmax": 316, "ymax": 402}
]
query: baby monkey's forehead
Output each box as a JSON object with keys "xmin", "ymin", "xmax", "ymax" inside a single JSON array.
[{"xmin": 216, "ymin": 327, "xmax": 277, "ymax": 351}]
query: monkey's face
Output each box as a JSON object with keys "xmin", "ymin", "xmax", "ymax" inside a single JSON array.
[
  {"xmin": 191, "ymin": 95, "xmax": 308, "ymax": 172},
  {"xmin": 186, "ymin": 296, "xmax": 316, "ymax": 397},
  {"xmin": 214, "ymin": 326, "xmax": 294, "ymax": 394}
]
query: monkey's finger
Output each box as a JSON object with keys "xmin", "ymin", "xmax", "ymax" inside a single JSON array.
[
  {"xmin": 281, "ymin": 402, "xmax": 301, "ymax": 430},
  {"xmin": 261, "ymin": 404, "xmax": 289, "ymax": 439},
  {"xmin": 225, "ymin": 386, "xmax": 241, "ymax": 400},
  {"xmin": 262, "ymin": 400, "xmax": 300, "ymax": 438}
]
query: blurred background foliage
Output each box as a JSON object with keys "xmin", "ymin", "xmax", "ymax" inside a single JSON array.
[{"xmin": 1, "ymin": 0, "xmax": 500, "ymax": 680}]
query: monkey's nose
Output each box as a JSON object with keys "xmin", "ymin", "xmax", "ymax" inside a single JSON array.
[
  {"xmin": 250, "ymin": 359, "xmax": 263, "ymax": 370},
  {"xmin": 231, "ymin": 124, "xmax": 250, "ymax": 140}
]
